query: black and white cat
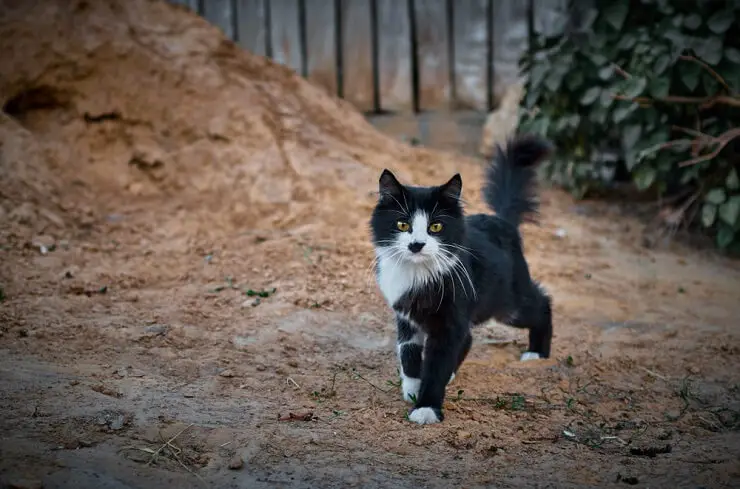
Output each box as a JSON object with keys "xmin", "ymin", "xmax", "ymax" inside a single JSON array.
[{"xmin": 370, "ymin": 134, "xmax": 554, "ymax": 425}]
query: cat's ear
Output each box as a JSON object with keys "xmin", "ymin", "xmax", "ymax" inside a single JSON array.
[
  {"xmin": 440, "ymin": 173, "xmax": 462, "ymax": 201},
  {"xmin": 379, "ymin": 169, "xmax": 403, "ymax": 199}
]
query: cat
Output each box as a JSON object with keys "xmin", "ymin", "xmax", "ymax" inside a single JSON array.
[{"xmin": 369, "ymin": 134, "xmax": 554, "ymax": 425}]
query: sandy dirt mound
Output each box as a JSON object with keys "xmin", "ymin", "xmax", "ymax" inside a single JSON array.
[
  {"xmin": 0, "ymin": 0, "xmax": 464, "ymax": 243},
  {"xmin": 1, "ymin": 1, "xmax": 740, "ymax": 488}
]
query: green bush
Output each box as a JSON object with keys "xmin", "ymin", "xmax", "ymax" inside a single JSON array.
[{"xmin": 519, "ymin": 0, "xmax": 740, "ymax": 249}]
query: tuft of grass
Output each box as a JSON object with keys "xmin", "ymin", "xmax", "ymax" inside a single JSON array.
[
  {"xmin": 676, "ymin": 376, "xmax": 695, "ymax": 413},
  {"xmin": 206, "ymin": 277, "xmax": 277, "ymax": 300},
  {"xmin": 511, "ymin": 394, "xmax": 526, "ymax": 411},
  {"xmin": 244, "ymin": 287, "xmax": 277, "ymax": 298}
]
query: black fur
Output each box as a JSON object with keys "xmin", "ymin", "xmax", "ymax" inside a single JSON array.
[{"xmin": 370, "ymin": 134, "xmax": 554, "ymax": 422}]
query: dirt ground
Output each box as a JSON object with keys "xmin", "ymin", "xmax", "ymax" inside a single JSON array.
[{"xmin": 1, "ymin": 1, "xmax": 740, "ymax": 488}]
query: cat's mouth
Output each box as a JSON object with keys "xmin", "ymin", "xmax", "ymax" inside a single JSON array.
[{"xmin": 406, "ymin": 252, "xmax": 433, "ymax": 265}]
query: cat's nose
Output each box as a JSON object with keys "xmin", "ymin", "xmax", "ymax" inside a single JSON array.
[{"xmin": 408, "ymin": 242, "xmax": 425, "ymax": 253}]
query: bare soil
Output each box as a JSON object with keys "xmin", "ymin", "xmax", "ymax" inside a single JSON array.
[{"xmin": 1, "ymin": 1, "xmax": 739, "ymax": 488}]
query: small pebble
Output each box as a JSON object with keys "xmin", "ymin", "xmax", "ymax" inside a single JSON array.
[
  {"xmin": 31, "ymin": 235, "xmax": 56, "ymax": 254},
  {"xmin": 109, "ymin": 414, "xmax": 126, "ymax": 431},
  {"xmin": 228, "ymin": 455, "xmax": 244, "ymax": 470},
  {"xmin": 219, "ymin": 369, "xmax": 235, "ymax": 378},
  {"xmin": 144, "ymin": 324, "xmax": 168, "ymax": 336}
]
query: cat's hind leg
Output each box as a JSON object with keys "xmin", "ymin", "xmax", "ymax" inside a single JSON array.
[{"xmin": 507, "ymin": 284, "xmax": 552, "ymax": 361}]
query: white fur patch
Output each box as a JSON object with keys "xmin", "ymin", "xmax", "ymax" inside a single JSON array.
[
  {"xmin": 410, "ymin": 212, "xmax": 429, "ymax": 241},
  {"xmin": 408, "ymin": 407, "xmax": 440, "ymax": 425},
  {"xmin": 401, "ymin": 375, "xmax": 421, "ymax": 402},
  {"xmin": 448, "ymin": 372, "xmax": 456, "ymax": 384},
  {"xmin": 520, "ymin": 352, "xmax": 541, "ymax": 361},
  {"xmin": 376, "ymin": 251, "xmax": 427, "ymax": 307},
  {"xmin": 375, "ymin": 210, "xmax": 449, "ymax": 307}
]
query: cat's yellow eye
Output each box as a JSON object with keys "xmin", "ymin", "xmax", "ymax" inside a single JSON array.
[
  {"xmin": 429, "ymin": 222, "xmax": 443, "ymax": 233},
  {"xmin": 396, "ymin": 221, "xmax": 410, "ymax": 232}
]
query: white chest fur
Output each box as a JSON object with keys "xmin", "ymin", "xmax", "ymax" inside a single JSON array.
[
  {"xmin": 375, "ymin": 251, "xmax": 439, "ymax": 307},
  {"xmin": 376, "ymin": 254, "xmax": 416, "ymax": 307}
]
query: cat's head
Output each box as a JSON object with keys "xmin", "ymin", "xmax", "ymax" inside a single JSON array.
[{"xmin": 370, "ymin": 169, "xmax": 466, "ymax": 270}]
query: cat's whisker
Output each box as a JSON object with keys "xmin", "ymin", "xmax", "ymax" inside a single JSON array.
[
  {"xmin": 387, "ymin": 194, "xmax": 409, "ymax": 216},
  {"xmin": 441, "ymin": 244, "xmax": 476, "ymax": 260},
  {"xmin": 438, "ymin": 249, "xmax": 476, "ymax": 300},
  {"xmin": 401, "ymin": 192, "xmax": 410, "ymax": 215}
]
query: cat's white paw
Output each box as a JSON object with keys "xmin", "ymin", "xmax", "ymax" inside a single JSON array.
[
  {"xmin": 401, "ymin": 376, "xmax": 421, "ymax": 403},
  {"xmin": 520, "ymin": 351, "xmax": 541, "ymax": 361},
  {"xmin": 408, "ymin": 407, "xmax": 441, "ymax": 425},
  {"xmin": 448, "ymin": 372, "xmax": 456, "ymax": 384}
]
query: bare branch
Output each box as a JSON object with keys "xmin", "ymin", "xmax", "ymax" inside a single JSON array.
[
  {"xmin": 612, "ymin": 93, "xmax": 740, "ymax": 108},
  {"xmin": 678, "ymin": 55, "xmax": 732, "ymax": 94},
  {"xmin": 677, "ymin": 128, "xmax": 740, "ymax": 167}
]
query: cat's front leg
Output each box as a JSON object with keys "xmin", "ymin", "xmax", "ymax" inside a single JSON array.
[
  {"xmin": 408, "ymin": 326, "xmax": 467, "ymax": 425},
  {"xmin": 395, "ymin": 314, "xmax": 424, "ymax": 403}
]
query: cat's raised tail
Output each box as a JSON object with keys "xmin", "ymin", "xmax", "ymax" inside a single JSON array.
[{"xmin": 482, "ymin": 134, "xmax": 553, "ymax": 227}]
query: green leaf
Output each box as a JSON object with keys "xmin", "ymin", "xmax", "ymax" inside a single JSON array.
[
  {"xmin": 707, "ymin": 10, "xmax": 735, "ymax": 34},
  {"xmin": 580, "ymin": 87, "xmax": 601, "ymax": 106},
  {"xmin": 599, "ymin": 89, "xmax": 614, "ymax": 108},
  {"xmin": 603, "ymin": 0, "xmax": 630, "ymax": 30},
  {"xmin": 693, "ymin": 36, "xmax": 723, "ymax": 65},
  {"xmin": 544, "ymin": 71, "xmax": 564, "ymax": 92},
  {"xmin": 683, "ymin": 14, "xmax": 701, "ymax": 30},
  {"xmin": 701, "ymin": 203, "xmax": 717, "ymax": 228},
  {"xmin": 622, "ymin": 124, "xmax": 643, "ymax": 151},
  {"xmin": 612, "ymin": 103, "xmax": 637, "ymax": 124},
  {"xmin": 726, "ymin": 48, "xmax": 740, "ymax": 64},
  {"xmin": 623, "ymin": 77, "xmax": 647, "ymax": 97},
  {"xmin": 716, "ymin": 224, "xmax": 736, "ymax": 249},
  {"xmin": 681, "ymin": 62, "xmax": 701, "ymax": 91},
  {"xmin": 617, "ymin": 34, "xmax": 638, "ymax": 51},
  {"xmin": 649, "ymin": 76, "xmax": 671, "ymax": 98},
  {"xmin": 633, "ymin": 165, "xmax": 657, "ymax": 191},
  {"xmin": 530, "ymin": 63, "xmax": 548, "ymax": 90},
  {"xmin": 529, "ymin": 117, "xmax": 551, "ymax": 136},
  {"xmin": 581, "ymin": 8, "xmax": 599, "ymax": 30},
  {"xmin": 524, "ymin": 89, "xmax": 539, "ymax": 109},
  {"xmin": 727, "ymin": 168, "xmax": 740, "ymax": 190},
  {"xmin": 719, "ymin": 196, "xmax": 740, "ymax": 226},
  {"xmin": 566, "ymin": 71, "xmax": 584, "ymax": 91},
  {"xmin": 681, "ymin": 165, "xmax": 700, "ymax": 184},
  {"xmin": 598, "ymin": 65, "xmax": 615, "ymax": 80},
  {"xmin": 703, "ymin": 72, "xmax": 719, "ymax": 94},
  {"xmin": 654, "ymin": 54, "xmax": 671, "ymax": 75},
  {"xmin": 664, "ymin": 29, "xmax": 688, "ymax": 53},
  {"xmin": 590, "ymin": 106, "xmax": 608, "ymax": 124},
  {"xmin": 635, "ymin": 43, "xmax": 650, "ymax": 55},
  {"xmin": 705, "ymin": 187, "xmax": 727, "ymax": 205},
  {"xmin": 588, "ymin": 53, "xmax": 609, "ymax": 66}
]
